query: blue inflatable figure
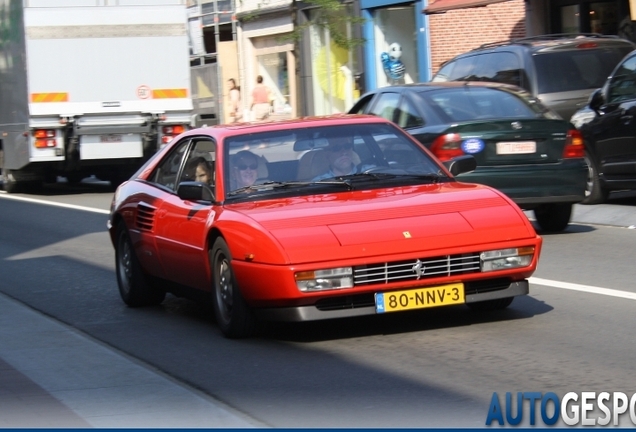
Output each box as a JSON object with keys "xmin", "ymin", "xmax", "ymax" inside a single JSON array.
[{"xmin": 380, "ymin": 42, "xmax": 405, "ymax": 83}]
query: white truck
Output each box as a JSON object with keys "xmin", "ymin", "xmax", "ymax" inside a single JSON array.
[{"xmin": 0, "ymin": 0, "xmax": 193, "ymax": 192}]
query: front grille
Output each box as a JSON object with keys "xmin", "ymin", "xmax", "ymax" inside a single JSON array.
[
  {"xmin": 353, "ymin": 253, "xmax": 481, "ymax": 286},
  {"xmin": 315, "ymin": 294, "xmax": 375, "ymax": 311}
]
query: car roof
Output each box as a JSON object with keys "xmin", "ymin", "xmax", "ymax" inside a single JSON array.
[
  {"xmin": 363, "ymin": 81, "xmax": 525, "ymax": 93},
  {"xmin": 469, "ymin": 33, "xmax": 634, "ymax": 54}
]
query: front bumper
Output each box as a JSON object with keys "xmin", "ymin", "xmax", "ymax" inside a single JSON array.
[{"xmin": 254, "ymin": 279, "xmax": 529, "ymax": 322}]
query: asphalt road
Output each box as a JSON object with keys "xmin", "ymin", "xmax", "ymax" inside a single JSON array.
[{"xmin": 1, "ymin": 180, "xmax": 636, "ymax": 427}]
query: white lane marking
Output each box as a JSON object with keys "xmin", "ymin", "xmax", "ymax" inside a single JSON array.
[
  {"xmin": 530, "ymin": 277, "xmax": 636, "ymax": 300},
  {"xmin": 0, "ymin": 193, "xmax": 110, "ymax": 215}
]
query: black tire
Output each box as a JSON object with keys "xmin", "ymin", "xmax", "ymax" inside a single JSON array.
[
  {"xmin": 210, "ymin": 238, "xmax": 256, "ymax": 338},
  {"xmin": 2, "ymin": 169, "xmax": 19, "ymax": 193},
  {"xmin": 582, "ymin": 152, "xmax": 609, "ymax": 205},
  {"xmin": 533, "ymin": 203, "xmax": 572, "ymax": 233},
  {"xmin": 115, "ymin": 222, "xmax": 165, "ymax": 307},
  {"xmin": 65, "ymin": 173, "xmax": 84, "ymax": 184},
  {"xmin": 467, "ymin": 297, "xmax": 514, "ymax": 311}
]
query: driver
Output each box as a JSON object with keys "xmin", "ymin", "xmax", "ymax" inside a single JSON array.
[{"xmin": 313, "ymin": 135, "xmax": 360, "ymax": 181}]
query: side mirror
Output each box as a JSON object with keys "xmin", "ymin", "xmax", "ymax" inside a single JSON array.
[
  {"xmin": 588, "ymin": 88, "xmax": 605, "ymax": 112},
  {"xmin": 177, "ymin": 181, "xmax": 214, "ymax": 202},
  {"xmin": 443, "ymin": 155, "xmax": 477, "ymax": 176}
]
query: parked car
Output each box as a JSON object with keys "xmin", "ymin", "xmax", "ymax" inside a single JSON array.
[
  {"xmin": 570, "ymin": 48, "xmax": 636, "ymax": 204},
  {"xmin": 108, "ymin": 115, "xmax": 542, "ymax": 338},
  {"xmin": 432, "ymin": 34, "xmax": 635, "ymax": 121},
  {"xmin": 349, "ymin": 82, "xmax": 587, "ymax": 232}
]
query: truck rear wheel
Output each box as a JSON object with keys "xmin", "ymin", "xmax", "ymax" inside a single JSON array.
[
  {"xmin": 2, "ymin": 168, "xmax": 44, "ymax": 193},
  {"xmin": 2, "ymin": 169, "xmax": 19, "ymax": 193}
]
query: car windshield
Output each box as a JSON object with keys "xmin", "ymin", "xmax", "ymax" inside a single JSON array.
[
  {"xmin": 418, "ymin": 86, "xmax": 553, "ymax": 122},
  {"xmin": 534, "ymin": 47, "xmax": 633, "ymax": 93},
  {"xmin": 223, "ymin": 123, "xmax": 447, "ymax": 200}
]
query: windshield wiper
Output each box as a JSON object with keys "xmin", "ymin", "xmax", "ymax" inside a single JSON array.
[
  {"xmin": 227, "ymin": 180, "xmax": 353, "ymax": 196},
  {"xmin": 342, "ymin": 171, "xmax": 447, "ymax": 184}
]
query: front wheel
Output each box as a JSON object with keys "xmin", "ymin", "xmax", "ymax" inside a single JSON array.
[
  {"xmin": 210, "ymin": 238, "xmax": 256, "ymax": 338},
  {"xmin": 115, "ymin": 222, "xmax": 165, "ymax": 307},
  {"xmin": 533, "ymin": 203, "xmax": 572, "ymax": 233},
  {"xmin": 582, "ymin": 152, "xmax": 609, "ymax": 204}
]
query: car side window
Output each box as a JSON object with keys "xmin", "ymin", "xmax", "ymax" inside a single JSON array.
[
  {"xmin": 396, "ymin": 97, "xmax": 424, "ymax": 129},
  {"xmin": 150, "ymin": 139, "xmax": 191, "ymax": 191},
  {"xmin": 608, "ymin": 56, "xmax": 636, "ymax": 104},
  {"xmin": 369, "ymin": 92, "xmax": 401, "ymax": 123},
  {"xmin": 349, "ymin": 94, "xmax": 374, "ymax": 114},
  {"xmin": 181, "ymin": 139, "xmax": 216, "ymax": 190},
  {"xmin": 471, "ymin": 52, "xmax": 525, "ymax": 89}
]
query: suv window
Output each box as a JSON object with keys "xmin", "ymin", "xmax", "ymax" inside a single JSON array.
[
  {"xmin": 448, "ymin": 56, "xmax": 476, "ymax": 81},
  {"xmin": 608, "ymin": 55, "xmax": 636, "ymax": 103},
  {"xmin": 471, "ymin": 52, "xmax": 526, "ymax": 89},
  {"xmin": 534, "ymin": 48, "xmax": 631, "ymax": 93}
]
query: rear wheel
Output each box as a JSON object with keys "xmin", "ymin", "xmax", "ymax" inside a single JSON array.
[
  {"xmin": 533, "ymin": 203, "xmax": 572, "ymax": 233},
  {"xmin": 210, "ymin": 238, "xmax": 256, "ymax": 338},
  {"xmin": 1, "ymin": 169, "xmax": 43, "ymax": 193},
  {"xmin": 65, "ymin": 173, "xmax": 85, "ymax": 184},
  {"xmin": 582, "ymin": 152, "xmax": 609, "ymax": 204},
  {"xmin": 467, "ymin": 297, "xmax": 514, "ymax": 311},
  {"xmin": 115, "ymin": 222, "xmax": 165, "ymax": 307},
  {"xmin": 2, "ymin": 169, "xmax": 19, "ymax": 193}
]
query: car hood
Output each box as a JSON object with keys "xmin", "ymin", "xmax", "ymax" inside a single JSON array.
[{"xmin": 225, "ymin": 183, "xmax": 536, "ymax": 264}]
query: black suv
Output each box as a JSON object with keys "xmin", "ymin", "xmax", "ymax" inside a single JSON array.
[{"xmin": 432, "ymin": 34, "xmax": 635, "ymax": 121}]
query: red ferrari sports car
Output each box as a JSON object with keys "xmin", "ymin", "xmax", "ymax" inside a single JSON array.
[{"xmin": 108, "ymin": 115, "xmax": 542, "ymax": 338}]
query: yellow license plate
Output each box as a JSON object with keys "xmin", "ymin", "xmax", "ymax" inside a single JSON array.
[{"xmin": 375, "ymin": 283, "xmax": 464, "ymax": 313}]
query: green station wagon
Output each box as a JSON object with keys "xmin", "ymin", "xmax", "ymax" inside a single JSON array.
[{"xmin": 349, "ymin": 82, "xmax": 587, "ymax": 232}]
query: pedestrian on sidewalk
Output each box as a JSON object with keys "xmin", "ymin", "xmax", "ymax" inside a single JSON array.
[
  {"xmin": 250, "ymin": 75, "xmax": 271, "ymax": 121},
  {"xmin": 227, "ymin": 78, "xmax": 242, "ymax": 123}
]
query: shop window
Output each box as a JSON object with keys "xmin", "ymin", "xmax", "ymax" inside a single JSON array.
[
  {"xmin": 561, "ymin": 5, "xmax": 581, "ymax": 33},
  {"xmin": 308, "ymin": 7, "xmax": 359, "ymax": 115},
  {"xmin": 373, "ymin": 5, "xmax": 418, "ymax": 88},
  {"xmin": 256, "ymin": 52, "xmax": 290, "ymax": 116}
]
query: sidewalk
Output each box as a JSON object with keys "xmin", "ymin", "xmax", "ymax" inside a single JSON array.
[{"xmin": 0, "ymin": 293, "xmax": 262, "ymax": 428}]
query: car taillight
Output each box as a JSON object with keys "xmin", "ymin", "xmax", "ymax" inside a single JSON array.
[
  {"xmin": 563, "ymin": 129, "xmax": 585, "ymax": 159},
  {"xmin": 430, "ymin": 133, "xmax": 464, "ymax": 161}
]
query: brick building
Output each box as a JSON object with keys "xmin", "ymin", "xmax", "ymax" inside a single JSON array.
[
  {"xmin": 427, "ymin": 0, "xmax": 526, "ymax": 75},
  {"xmin": 424, "ymin": 0, "xmax": 635, "ymax": 76}
]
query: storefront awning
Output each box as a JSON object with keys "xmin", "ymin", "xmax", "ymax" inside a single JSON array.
[{"xmin": 423, "ymin": 0, "xmax": 512, "ymax": 14}]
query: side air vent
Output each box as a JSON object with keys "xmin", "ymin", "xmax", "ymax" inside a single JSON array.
[{"xmin": 136, "ymin": 203, "xmax": 156, "ymax": 232}]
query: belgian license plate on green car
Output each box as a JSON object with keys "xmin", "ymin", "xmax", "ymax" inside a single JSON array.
[
  {"xmin": 497, "ymin": 141, "xmax": 536, "ymax": 154},
  {"xmin": 375, "ymin": 282, "xmax": 464, "ymax": 313}
]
